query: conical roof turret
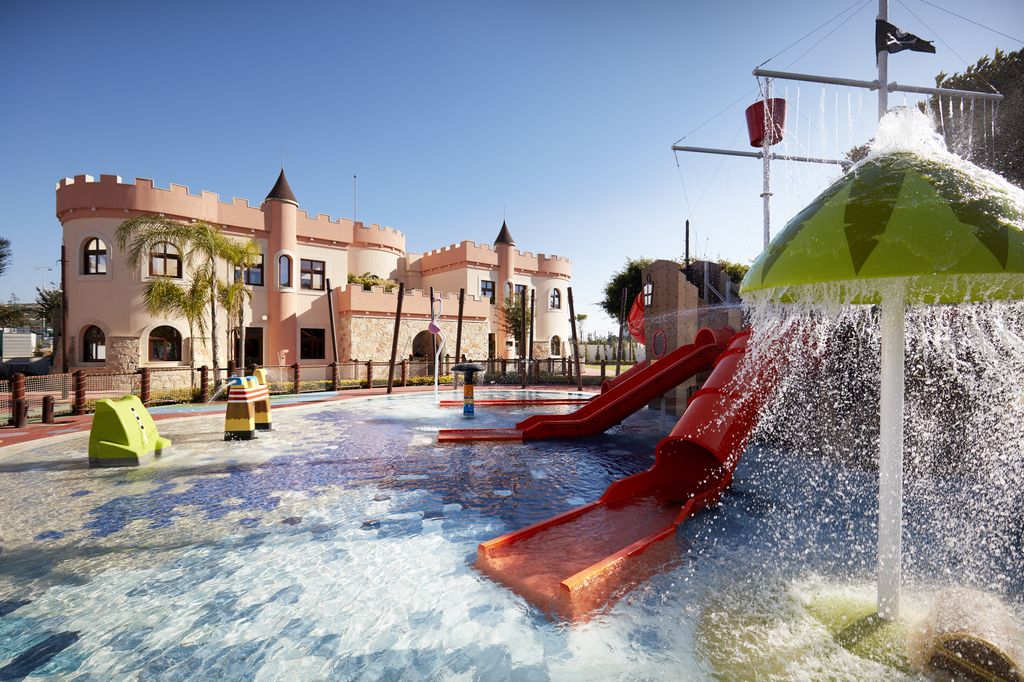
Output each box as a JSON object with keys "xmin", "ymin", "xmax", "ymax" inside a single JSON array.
[
  {"xmin": 494, "ymin": 220, "xmax": 515, "ymax": 246},
  {"xmin": 266, "ymin": 169, "xmax": 298, "ymax": 205}
]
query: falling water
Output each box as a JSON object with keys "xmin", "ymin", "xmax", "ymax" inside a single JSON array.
[{"xmin": 693, "ymin": 108, "xmax": 1024, "ymax": 676}]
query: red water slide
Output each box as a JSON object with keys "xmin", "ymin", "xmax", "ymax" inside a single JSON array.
[
  {"xmin": 437, "ymin": 326, "xmax": 732, "ymax": 443},
  {"xmin": 475, "ymin": 329, "xmax": 766, "ymax": 620}
]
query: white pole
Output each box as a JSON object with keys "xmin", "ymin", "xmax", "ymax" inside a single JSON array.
[
  {"xmin": 877, "ymin": 295, "xmax": 905, "ymax": 620},
  {"xmin": 761, "ymin": 80, "xmax": 772, "ymax": 249},
  {"xmin": 878, "ymin": 0, "xmax": 889, "ymax": 120}
]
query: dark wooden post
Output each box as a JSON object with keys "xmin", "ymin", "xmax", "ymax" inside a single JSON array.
[
  {"xmin": 42, "ymin": 395, "xmax": 55, "ymax": 424},
  {"xmin": 561, "ymin": 357, "xmax": 567, "ymax": 375},
  {"xmin": 600, "ymin": 360, "xmax": 607, "ymax": 383},
  {"xmin": 616, "ymin": 287, "xmax": 627, "ymax": 377},
  {"xmin": 330, "ymin": 362, "xmax": 339, "ymax": 391},
  {"xmin": 72, "ymin": 370, "xmax": 86, "ymax": 415},
  {"xmin": 454, "ymin": 287, "xmax": 465, "ymax": 375},
  {"xmin": 365, "ymin": 360, "xmax": 374, "ymax": 388},
  {"xmin": 13, "ymin": 399, "xmax": 27, "ymax": 428},
  {"xmin": 400, "ymin": 359, "xmax": 408, "ymax": 387},
  {"xmin": 227, "ymin": 359, "xmax": 237, "ymax": 378},
  {"xmin": 60, "ymin": 243, "xmax": 69, "ymax": 373},
  {"xmin": 568, "ymin": 287, "xmax": 583, "ymax": 391},
  {"xmin": 520, "ymin": 292, "xmax": 528, "ymax": 389},
  {"xmin": 387, "ymin": 282, "xmax": 405, "ymax": 394},
  {"xmin": 527, "ymin": 289, "xmax": 536, "ymax": 388},
  {"xmin": 291, "ymin": 363, "xmax": 300, "ymax": 394},
  {"xmin": 139, "ymin": 367, "xmax": 151, "ymax": 404},
  {"xmin": 9, "ymin": 373, "xmax": 25, "ymax": 425},
  {"xmin": 200, "ymin": 365, "xmax": 210, "ymax": 403},
  {"xmin": 326, "ymin": 278, "xmax": 339, "ymax": 364},
  {"xmin": 500, "ymin": 358, "xmax": 507, "ymax": 375},
  {"xmin": 11, "ymin": 373, "xmax": 25, "ymax": 403}
]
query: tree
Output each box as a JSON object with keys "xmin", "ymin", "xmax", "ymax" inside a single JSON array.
[
  {"xmin": 575, "ymin": 313, "xmax": 588, "ymax": 352},
  {"xmin": 717, "ymin": 260, "xmax": 750, "ymax": 286},
  {"xmin": 932, "ymin": 48, "xmax": 1023, "ymax": 187},
  {"xmin": 143, "ymin": 274, "xmax": 208, "ymax": 378},
  {"xmin": 117, "ymin": 216, "xmax": 258, "ymax": 374},
  {"xmin": 0, "ymin": 240, "xmax": 27, "ymax": 327},
  {"xmin": 35, "ymin": 287, "xmax": 61, "ymax": 326},
  {"xmin": 0, "ymin": 238, "xmax": 10, "ymax": 277},
  {"xmin": 219, "ymin": 278, "xmax": 251, "ymax": 367},
  {"xmin": 0, "ymin": 295, "xmax": 28, "ymax": 328},
  {"xmin": 501, "ymin": 292, "xmax": 533, "ymax": 354},
  {"xmin": 601, "ymin": 257, "xmax": 653, "ymax": 324},
  {"xmin": 220, "ymin": 238, "xmax": 261, "ymax": 368},
  {"xmin": 348, "ymin": 272, "xmax": 398, "ymax": 292}
]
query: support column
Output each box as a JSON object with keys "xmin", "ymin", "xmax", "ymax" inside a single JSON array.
[{"xmin": 878, "ymin": 296, "xmax": 905, "ymax": 620}]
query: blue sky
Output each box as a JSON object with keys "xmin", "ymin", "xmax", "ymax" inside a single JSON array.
[{"xmin": 1, "ymin": 0, "xmax": 1021, "ymax": 334}]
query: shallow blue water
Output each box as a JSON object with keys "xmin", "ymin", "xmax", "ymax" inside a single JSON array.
[{"xmin": 0, "ymin": 390, "xmax": 1019, "ymax": 680}]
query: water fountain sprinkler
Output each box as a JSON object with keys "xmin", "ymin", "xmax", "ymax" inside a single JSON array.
[
  {"xmin": 740, "ymin": 108, "xmax": 1024, "ymax": 624},
  {"xmin": 451, "ymin": 363, "xmax": 485, "ymax": 416}
]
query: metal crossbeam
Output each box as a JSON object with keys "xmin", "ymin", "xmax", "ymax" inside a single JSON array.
[
  {"xmin": 672, "ymin": 145, "xmax": 848, "ymax": 167},
  {"xmin": 752, "ymin": 67, "xmax": 1003, "ymax": 102}
]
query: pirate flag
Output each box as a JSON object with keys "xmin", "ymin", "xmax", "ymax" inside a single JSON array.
[{"xmin": 876, "ymin": 19, "xmax": 936, "ymax": 59}]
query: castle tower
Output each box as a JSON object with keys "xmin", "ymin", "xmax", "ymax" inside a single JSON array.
[
  {"xmin": 494, "ymin": 221, "xmax": 516, "ymax": 357},
  {"xmin": 264, "ymin": 169, "xmax": 299, "ymax": 367}
]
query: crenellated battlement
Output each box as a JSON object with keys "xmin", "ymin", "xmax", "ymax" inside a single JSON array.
[
  {"xmin": 57, "ymin": 174, "xmax": 261, "ymax": 210},
  {"xmin": 335, "ymin": 281, "xmax": 490, "ymax": 319},
  {"xmin": 56, "ymin": 172, "xmax": 405, "ymax": 251},
  {"xmin": 56, "ymin": 173, "xmax": 567, "ymax": 278}
]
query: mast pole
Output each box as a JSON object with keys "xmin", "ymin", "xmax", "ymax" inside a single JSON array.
[
  {"xmin": 761, "ymin": 79, "xmax": 772, "ymax": 249},
  {"xmin": 878, "ymin": 0, "xmax": 889, "ymax": 120}
]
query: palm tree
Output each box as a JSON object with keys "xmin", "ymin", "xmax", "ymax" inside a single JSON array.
[
  {"xmin": 117, "ymin": 216, "xmax": 251, "ymax": 376},
  {"xmin": 219, "ymin": 278, "xmax": 251, "ymax": 367},
  {"xmin": 142, "ymin": 274, "xmax": 208, "ymax": 381},
  {"xmin": 220, "ymin": 239, "xmax": 261, "ymax": 369}
]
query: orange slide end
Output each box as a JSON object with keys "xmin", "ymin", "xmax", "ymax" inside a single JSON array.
[{"xmin": 474, "ymin": 329, "xmax": 765, "ymax": 620}]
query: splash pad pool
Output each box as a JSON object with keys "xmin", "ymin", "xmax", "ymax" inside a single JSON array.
[{"xmin": 0, "ymin": 381, "xmax": 1019, "ymax": 679}]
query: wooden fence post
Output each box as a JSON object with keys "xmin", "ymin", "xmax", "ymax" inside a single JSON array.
[
  {"xmin": 11, "ymin": 372, "xmax": 25, "ymax": 403},
  {"xmin": 13, "ymin": 399, "xmax": 27, "ymax": 428},
  {"xmin": 365, "ymin": 360, "xmax": 374, "ymax": 388},
  {"xmin": 291, "ymin": 363, "xmax": 301, "ymax": 394},
  {"xmin": 387, "ymin": 282, "xmax": 405, "ymax": 394},
  {"xmin": 72, "ymin": 370, "xmax": 86, "ymax": 415},
  {"xmin": 330, "ymin": 362, "xmax": 339, "ymax": 391},
  {"xmin": 400, "ymin": 359, "xmax": 408, "ymax": 387},
  {"xmin": 139, "ymin": 367, "xmax": 151, "ymax": 404},
  {"xmin": 200, "ymin": 365, "xmax": 210, "ymax": 403},
  {"xmin": 42, "ymin": 395, "xmax": 55, "ymax": 424}
]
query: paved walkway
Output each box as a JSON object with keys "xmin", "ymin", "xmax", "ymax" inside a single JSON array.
[{"xmin": 0, "ymin": 384, "xmax": 599, "ymax": 450}]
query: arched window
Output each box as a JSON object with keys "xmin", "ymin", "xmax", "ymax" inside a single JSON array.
[
  {"xmin": 278, "ymin": 254, "xmax": 293, "ymax": 287},
  {"xmin": 83, "ymin": 325, "xmax": 106, "ymax": 362},
  {"xmin": 149, "ymin": 326, "xmax": 182, "ymax": 362},
  {"xmin": 83, "ymin": 238, "xmax": 107, "ymax": 275},
  {"xmin": 550, "ymin": 335, "xmax": 561, "ymax": 356},
  {"xmin": 549, "ymin": 288, "xmax": 561, "ymax": 309},
  {"xmin": 149, "ymin": 242, "xmax": 181, "ymax": 278}
]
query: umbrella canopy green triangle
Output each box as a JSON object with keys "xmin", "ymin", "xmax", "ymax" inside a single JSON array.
[{"xmin": 741, "ymin": 151, "xmax": 1024, "ymax": 304}]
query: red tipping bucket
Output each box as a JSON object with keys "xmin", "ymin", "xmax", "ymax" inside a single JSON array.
[{"xmin": 745, "ymin": 98, "xmax": 786, "ymax": 148}]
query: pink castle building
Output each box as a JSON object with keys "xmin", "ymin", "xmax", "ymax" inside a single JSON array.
[{"xmin": 55, "ymin": 170, "xmax": 573, "ymax": 373}]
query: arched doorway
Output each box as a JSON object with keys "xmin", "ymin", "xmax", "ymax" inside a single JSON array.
[{"xmin": 412, "ymin": 329, "xmax": 435, "ymax": 374}]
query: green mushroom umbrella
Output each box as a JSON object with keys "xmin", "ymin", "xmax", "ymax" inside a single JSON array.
[{"xmin": 741, "ymin": 114, "xmax": 1024, "ymax": 621}]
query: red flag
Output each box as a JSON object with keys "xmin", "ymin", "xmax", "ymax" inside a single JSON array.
[{"xmin": 626, "ymin": 292, "xmax": 645, "ymax": 345}]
